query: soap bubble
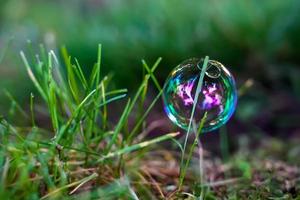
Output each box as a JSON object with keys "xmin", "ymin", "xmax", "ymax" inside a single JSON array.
[{"xmin": 162, "ymin": 58, "xmax": 237, "ymax": 132}]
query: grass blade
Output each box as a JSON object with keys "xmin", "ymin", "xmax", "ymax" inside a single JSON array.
[
  {"xmin": 20, "ymin": 51, "xmax": 47, "ymax": 100},
  {"xmin": 127, "ymin": 89, "xmax": 163, "ymax": 143},
  {"xmin": 142, "ymin": 58, "xmax": 162, "ymax": 92},
  {"xmin": 179, "ymin": 112, "xmax": 207, "ymax": 190},
  {"xmin": 41, "ymin": 173, "xmax": 98, "ymax": 199},
  {"xmin": 98, "ymin": 132, "xmax": 179, "ymax": 163},
  {"xmin": 48, "ymin": 52, "xmax": 59, "ymax": 133},
  {"xmin": 181, "ymin": 56, "xmax": 209, "ymax": 158},
  {"xmin": 179, "ymin": 56, "xmax": 209, "ymax": 189},
  {"xmin": 54, "ymin": 89, "xmax": 97, "ymax": 143},
  {"xmin": 106, "ymin": 99, "xmax": 131, "ymax": 152},
  {"xmin": 4, "ymin": 90, "xmax": 29, "ymax": 119},
  {"xmin": 61, "ymin": 47, "xmax": 80, "ymax": 103},
  {"xmin": 30, "ymin": 93, "xmax": 36, "ymax": 127},
  {"xmin": 74, "ymin": 58, "xmax": 89, "ymax": 90}
]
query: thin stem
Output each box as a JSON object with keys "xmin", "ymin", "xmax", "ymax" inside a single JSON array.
[
  {"xmin": 179, "ymin": 112, "xmax": 207, "ymax": 190},
  {"xmin": 30, "ymin": 93, "xmax": 36, "ymax": 127},
  {"xmin": 179, "ymin": 56, "xmax": 209, "ymax": 189}
]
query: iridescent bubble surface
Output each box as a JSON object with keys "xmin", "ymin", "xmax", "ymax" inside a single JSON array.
[{"xmin": 162, "ymin": 58, "xmax": 237, "ymax": 132}]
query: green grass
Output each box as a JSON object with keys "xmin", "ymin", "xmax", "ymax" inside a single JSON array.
[
  {"xmin": 0, "ymin": 45, "xmax": 299, "ymax": 199},
  {"xmin": 179, "ymin": 56, "xmax": 209, "ymax": 190},
  {"xmin": 1, "ymin": 44, "xmax": 202, "ymax": 199},
  {"xmin": 1, "ymin": 44, "xmax": 179, "ymax": 199}
]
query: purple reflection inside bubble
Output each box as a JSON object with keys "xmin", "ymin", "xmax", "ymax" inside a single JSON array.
[
  {"xmin": 176, "ymin": 80, "xmax": 223, "ymax": 111},
  {"xmin": 176, "ymin": 78, "xmax": 196, "ymax": 106},
  {"xmin": 202, "ymin": 83, "xmax": 223, "ymax": 111}
]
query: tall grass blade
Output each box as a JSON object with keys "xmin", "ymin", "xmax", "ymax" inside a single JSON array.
[
  {"xmin": 106, "ymin": 99, "xmax": 131, "ymax": 152},
  {"xmin": 20, "ymin": 51, "xmax": 47, "ymax": 100},
  {"xmin": 179, "ymin": 56, "xmax": 209, "ymax": 189}
]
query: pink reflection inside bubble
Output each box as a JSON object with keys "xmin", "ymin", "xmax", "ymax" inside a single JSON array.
[
  {"xmin": 176, "ymin": 80, "xmax": 223, "ymax": 111},
  {"xmin": 176, "ymin": 79, "xmax": 196, "ymax": 106},
  {"xmin": 202, "ymin": 83, "xmax": 222, "ymax": 110}
]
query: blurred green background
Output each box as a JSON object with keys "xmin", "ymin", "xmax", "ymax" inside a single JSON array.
[{"xmin": 0, "ymin": 0, "xmax": 300, "ymax": 136}]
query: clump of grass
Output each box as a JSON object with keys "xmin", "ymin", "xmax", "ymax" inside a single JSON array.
[
  {"xmin": 0, "ymin": 42, "xmax": 217, "ymax": 199},
  {"xmin": 0, "ymin": 44, "xmax": 182, "ymax": 199}
]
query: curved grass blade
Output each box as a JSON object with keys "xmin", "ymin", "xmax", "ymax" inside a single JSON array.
[{"xmin": 98, "ymin": 132, "xmax": 179, "ymax": 163}]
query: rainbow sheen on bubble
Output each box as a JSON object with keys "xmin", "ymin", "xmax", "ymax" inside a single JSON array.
[{"xmin": 163, "ymin": 58, "xmax": 237, "ymax": 132}]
